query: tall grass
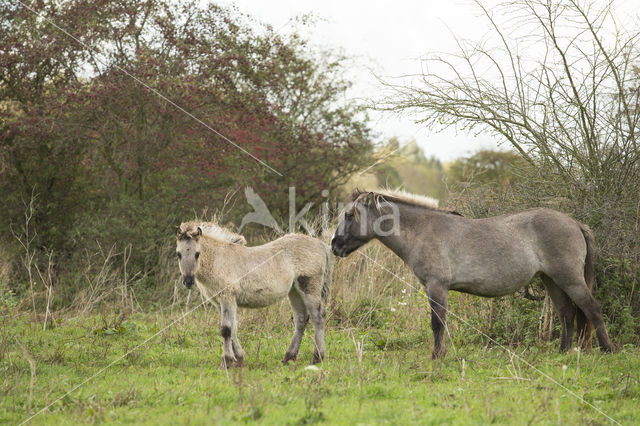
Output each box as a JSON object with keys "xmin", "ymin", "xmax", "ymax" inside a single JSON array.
[{"xmin": 3, "ymin": 198, "xmax": 637, "ymax": 361}]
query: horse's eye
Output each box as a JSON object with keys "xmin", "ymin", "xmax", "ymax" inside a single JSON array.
[
  {"xmin": 345, "ymin": 212, "xmax": 354, "ymax": 219},
  {"xmin": 195, "ymin": 252, "xmax": 200, "ymax": 260},
  {"xmin": 177, "ymin": 252, "xmax": 182, "ymax": 260}
]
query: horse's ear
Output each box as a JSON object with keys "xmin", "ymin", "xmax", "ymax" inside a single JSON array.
[
  {"xmin": 363, "ymin": 192, "xmax": 375, "ymax": 206},
  {"xmin": 351, "ymin": 188, "xmax": 364, "ymax": 202},
  {"xmin": 196, "ymin": 227, "xmax": 203, "ymax": 237},
  {"xmin": 232, "ymin": 236, "xmax": 247, "ymax": 245}
]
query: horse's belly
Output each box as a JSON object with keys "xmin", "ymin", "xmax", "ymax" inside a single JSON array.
[
  {"xmin": 450, "ymin": 265, "xmax": 537, "ymax": 297},
  {"xmin": 451, "ymin": 279, "xmax": 529, "ymax": 297},
  {"xmin": 237, "ymin": 292, "xmax": 286, "ymax": 308},
  {"xmin": 236, "ymin": 280, "xmax": 293, "ymax": 308},
  {"xmin": 445, "ymin": 244, "xmax": 540, "ymax": 297}
]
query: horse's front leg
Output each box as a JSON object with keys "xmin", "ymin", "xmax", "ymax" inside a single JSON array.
[
  {"xmin": 231, "ymin": 313, "xmax": 245, "ymax": 366},
  {"xmin": 220, "ymin": 297, "xmax": 240, "ymax": 367},
  {"xmin": 426, "ymin": 282, "xmax": 449, "ymax": 359}
]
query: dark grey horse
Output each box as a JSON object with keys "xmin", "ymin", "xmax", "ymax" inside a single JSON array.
[{"xmin": 331, "ymin": 189, "xmax": 613, "ymax": 359}]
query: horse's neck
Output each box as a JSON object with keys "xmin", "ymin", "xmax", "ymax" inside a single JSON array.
[
  {"xmin": 376, "ymin": 231, "xmax": 411, "ymax": 264},
  {"xmin": 200, "ymin": 238, "xmax": 239, "ymax": 277},
  {"xmin": 375, "ymin": 203, "xmax": 436, "ymax": 263}
]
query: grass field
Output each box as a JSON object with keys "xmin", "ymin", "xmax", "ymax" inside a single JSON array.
[
  {"xmin": 2, "ymin": 307, "xmax": 639, "ymax": 425},
  {"xmin": 2, "ymin": 243, "xmax": 639, "ymax": 425}
]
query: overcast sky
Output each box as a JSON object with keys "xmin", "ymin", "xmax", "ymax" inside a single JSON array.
[{"xmin": 219, "ymin": 0, "xmax": 637, "ymax": 161}]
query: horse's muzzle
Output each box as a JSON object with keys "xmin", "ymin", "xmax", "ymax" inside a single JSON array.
[
  {"xmin": 331, "ymin": 238, "xmax": 348, "ymax": 257},
  {"xmin": 182, "ymin": 276, "xmax": 195, "ymax": 289}
]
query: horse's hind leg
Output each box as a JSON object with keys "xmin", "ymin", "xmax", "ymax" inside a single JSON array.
[
  {"xmin": 296, "ymin": 276, "xmax": 326, "ymax": 364},
  {"xmin": 541, "ymin": 274, "xmax": 576, "ymax": 351},
  {"xmin": 575, "ymin": 309, "xmax": 591, "ymax": 349},
  {"xmin": 307, "ymin": 298, "xmax": 326, "ymax": 364},
  {"xmin": 554, "ymin": 275, "xmax": 613, "ymax": 352},
  {"xmin": 283, "ymin": 288, "xmax": 309, "ymax": 364}
]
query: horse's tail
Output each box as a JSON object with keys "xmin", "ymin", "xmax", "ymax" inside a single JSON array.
[
  {"xmin": 577, "ymin": 223, "xmax": 595, "ymax": 349},
  {"xmin": 321, "ymin": 244, "xmax": 334, "ymax": 306}
]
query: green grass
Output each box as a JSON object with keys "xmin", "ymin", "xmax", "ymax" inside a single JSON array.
[{"xmin": 2, "ymin": 309, "xmax": 638, "ymax": 425}]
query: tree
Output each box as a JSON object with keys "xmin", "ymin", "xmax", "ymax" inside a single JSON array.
[
  {"xmin": 448, "ymin": 150, "xmax": 530, "ymax": 189},
  {"xmin": 383, "ymin": 0, "xmax": 639, "ymax": 195},
  {"xmin": 380, "ymin": 0, "xmax": 640, "ymax": 334},
  {"xmin": 381, "ymin": 0, "xmax": 639, "ymax": 253},
  {"xmin": 0, "ymin": 0, "xmax": 372, "ymax": 277}
]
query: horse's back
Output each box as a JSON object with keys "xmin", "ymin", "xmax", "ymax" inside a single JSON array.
[
  {"xmin": 437, "ymin": 208, "xmax": 586, "ymax": 296},
  {"xmin": 272, "ymin": 233, "xmax": 331, "ymax": 277},
  {"xmin": 475, "ymin": 208, "xmax": 586, "ymax": 266}
]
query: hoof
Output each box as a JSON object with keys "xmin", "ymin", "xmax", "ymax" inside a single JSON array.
[
  {"xmin": 600, "ymin": 344, "xmax": 613, "ymax": 353},
  {"xmin": 431, "ymin": 349, "xmax": 447, "ymax": 360},
  {"xmin": 311, "ymin": 352, "xmax": 324, "ymax": 364},
  {"xmin": 282, "ymin": 352, "xmax": 297, "ymax": 364},
  {"xmin": 221, "ymin": 356, "xmax": 238, "ymax": 368}
]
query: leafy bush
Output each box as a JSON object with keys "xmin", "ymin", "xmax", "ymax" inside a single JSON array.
[
  {"xmin": 0, "ymin": 0, "xmax": 373, "ymax": 306},
  {"xmin": 595, "ymin": 258, "xmax": 640, "ymax": 343}
]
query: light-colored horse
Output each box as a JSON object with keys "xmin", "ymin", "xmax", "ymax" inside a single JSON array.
[
  {"xmin": 176, "ymin": 222, "xmax": 333, "ymax": 366},
  {"xmin": 331, "ymin": 189, "xmax": 613, "ymax": 359}
]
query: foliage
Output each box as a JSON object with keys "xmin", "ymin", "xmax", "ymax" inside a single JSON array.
[
  {"xmin": 382, "ymin": 0, "xmax": 640, "ymax": 327},
  {"xmin": 447, "ymin": 150, "xmax": 531, "ymax": 190},
  {"xmin": 0, "ymin": 0, "xmax": 373, "ymax": 296},
  {"xmin": 350, "ymin": 138, "xmax": 447, "ymax": 201},
  {"xmin": 383, "ymin": 0, "xmax": 640, "ymax": 200},
  {"xmin": 594, "ymin": 258, "xmax": 640, "ymax": 343}
]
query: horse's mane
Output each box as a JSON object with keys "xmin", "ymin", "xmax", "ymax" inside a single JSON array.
[
  {"xmin": 178, "ymin": 221, "xmax": 247, "ymax": 245},
  {"xmin": 352, "ymin": 188, "xmax": 462, "ymax": 216}
]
